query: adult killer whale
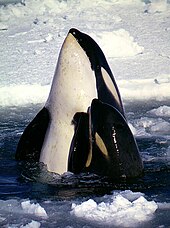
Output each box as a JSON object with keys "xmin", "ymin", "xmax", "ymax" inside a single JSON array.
[{"xmin": 15, "ymin": 28, "xmax": 143, "ymax": 179}]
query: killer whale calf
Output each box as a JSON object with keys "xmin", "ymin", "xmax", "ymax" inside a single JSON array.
[
  {"xmin": 69, "ymin": 99, "xmax": 143, "ymax": 178},
  {"xmin": 15, "ymin": 28, "xmax": 143, "ymax": 178}
]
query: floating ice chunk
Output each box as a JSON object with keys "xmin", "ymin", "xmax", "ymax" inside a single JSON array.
[
  {"xmin": 91, "ymin": 29, "xmax": 144, "ymax": 58},
  {"xmin": 133, "ymin": 116, "xmax": 170, "ymax": 136},
  {"xmin": 150, "ymin": 121, "xmax": 170, "ymax": 134},
  {"xmin": 148, "ymin": 106, "xmax": 170, "ymax": 117},
  {"xmin": 71, "ymin": 199, "xmax": 97, "ymax": 217},
  {"xmin": 134, "ymin": 117, "xmax": 157, "ymax": 130},
  {"xmin": 71, "ymin": 191, "xmax": 158, "ymax": 227},
  {"xmin": 20, "ymin": 220, "xmax": 41, "ymax": 228},
  {"xmin": 21, "ymin": 200, "xmax": 48, "ymax": 218},
  {"xmin": 133, "ymin": 196, "xmax": 158, "ymax": 215}
]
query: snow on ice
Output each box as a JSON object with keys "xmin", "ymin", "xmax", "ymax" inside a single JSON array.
[
  {"xmin": 119, "ymin": 76, "xmax": 170, "ymax": 102},
  {"xmin": 0, "ymin": 84, "xmax": 49, "ymax": 106},
  {"xmin": 90, "ymin": 29, "xmax": 144, "ymax": 58},
  {"xmin": 0, "ymin": 0, "xmax": 170, "ymax": 107},
  {"xmin": 145, "ymin": 0, "xmax": 168, "ymax": 13}
]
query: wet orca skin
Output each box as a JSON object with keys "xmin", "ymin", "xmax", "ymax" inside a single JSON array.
[
  {"xmin": 68, "ymin": 99, "xmax": 143, "ymax": 178},
  {"xmin": 87, "ymin": 99, "xmax": 143, "ymax": 178},
  {"xmin": 16, "ymin": 28, "xmax": 143, "ymax": 178},
  {"xmin": 69, "ymin": 28, "xmax": 124, "ymax": 116}
]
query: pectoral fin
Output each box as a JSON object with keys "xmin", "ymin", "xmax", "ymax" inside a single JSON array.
[{"xmin": 15, "ymin": 107, "xmax": 50, "ymax": 161}]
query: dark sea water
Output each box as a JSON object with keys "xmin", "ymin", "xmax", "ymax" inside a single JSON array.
[{"xmin": 0, "ymin": 101, "xmax": 169, "ymax": 227}]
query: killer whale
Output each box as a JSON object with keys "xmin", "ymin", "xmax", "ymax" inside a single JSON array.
[
  {"xmin": 68, "ymin": 99, "xmax": 143, "ymax": 178},
  {"xmin": 16, "ymin": 28, "xmax": 143, "ymax": 178}
]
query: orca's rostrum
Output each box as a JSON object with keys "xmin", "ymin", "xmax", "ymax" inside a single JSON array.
[{"xmin": 16, "ymin": 28, "xmax": 143, "ymax": 179}]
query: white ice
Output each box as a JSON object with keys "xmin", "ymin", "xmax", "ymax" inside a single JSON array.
[
  {"xmin": 148, "ymin": 105, "xmax": 170, "ymax": 117},
  {"xmin": 90, "ymin": 29, "xmax": 144, "ymax": 58},
  {"xmin": 131, "ymin": 116, "xmax": 170, "ymax": 137},
  {"xmin": 0, "ymin": 190, "xmax": 160, "ymax": 227},
  {"xmin": 71, "ymin": 190, "xmax": 158, "ymax": 227},
  {"xmin": 0, "ymin": 0, "xmax": 170, "ymax": 107},
  {"xmin": 0, "ymin": 199, "xmax": 47, "ymax": 227},
  {"xmin": 0, "ymin": 0, "xmax": 169, "ymax": 227},
  {"xmin": 21, "ymin": 200, "xmax": 48, "ymax": 218},
  {"xmin": 119, "ymin": 76, "xmax": 170, "ymax": 102}
]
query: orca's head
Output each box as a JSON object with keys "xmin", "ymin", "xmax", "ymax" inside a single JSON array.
[
  {"xmin": 67, "ymin": 28, "xmax": 124, "ymax": 115},
  {"xmin": 69, "ymin": 28, "xmax": 111, "ymax": 73},
  {"xmin": 54, "ymin": 28, "xmax": 124, "ymax": 115},
  {"xmin": 87, "ymin": 99, "xmax": 143, "ymax": 178},
  {"xmin": 68, "ymin": 98, "xmax": 143, "ymax": 179},
  {"xmin": 49, "ymin": 28, "xmax": 124, "ymax": 116}
]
